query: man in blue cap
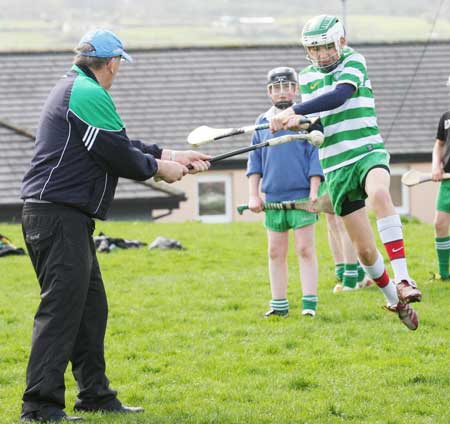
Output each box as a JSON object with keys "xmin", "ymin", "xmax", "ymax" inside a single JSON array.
[
  {"xmin": 79, "ymin": 29, "xmax": 134, "ymax": 63},
  {"xmin": 19, "ymin": 29, "xmax": 210, "ymax": 422}
]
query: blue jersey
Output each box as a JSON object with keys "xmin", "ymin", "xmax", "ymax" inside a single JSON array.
[{"xmin": 246, "ymin": 106, "xmax": 323, "ymax": 202}]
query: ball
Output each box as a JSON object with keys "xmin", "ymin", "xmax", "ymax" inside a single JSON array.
[{"xmin": 309, "ymin": 130, "xmax": 324, "ymax": 147}]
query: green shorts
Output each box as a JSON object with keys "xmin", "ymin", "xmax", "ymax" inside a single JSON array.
[
  {"xmin": 325, "ymin": 151, "xmax": 390, "ymax": 216},
  {"xmin": 264, "ymin": 197, "xmax": 318, "ymax": 232},
  {"xmin": 318, "ymin": 180, "xmax": 329, "ymax": 197},
  {"xmin": 437, "ymin": 179, "xmax": 450, "ymax": 212}
]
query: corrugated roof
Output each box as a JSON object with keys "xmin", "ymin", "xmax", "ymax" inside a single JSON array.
[{"xmin": 0, "ymin": 41, "xmax": 448, "ymax": 203}]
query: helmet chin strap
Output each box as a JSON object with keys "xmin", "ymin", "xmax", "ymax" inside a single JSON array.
[
  {"xmin": 319, "ymin": 61, "xmax": 340, "ymax": 73},
  {"xmin": 274, "ymin": 100, "xmax": 294, "ymax": 110}
]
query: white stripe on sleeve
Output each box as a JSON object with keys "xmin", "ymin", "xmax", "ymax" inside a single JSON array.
[
  {"xmin": 86, "ymin": 128, "xmax": 100, "ymax": 151},
  {"xmin": 83, "ymin": 126, "xmax": 95, "ymax": 143}
]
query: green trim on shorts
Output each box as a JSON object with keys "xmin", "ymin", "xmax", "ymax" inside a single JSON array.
[
  {"xmin": 325, "ymin": 151, "xmax": 390, "ymax": 216},
  {"xmin": 437, "ymin": 179, "xmax": 450, "ymax": 212},
  {"xmin": 264, "ymin": 197, "xmax": 318, "ymax": 232}
]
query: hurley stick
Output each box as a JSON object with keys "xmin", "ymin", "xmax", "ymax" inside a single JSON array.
[
  {"xmin": 187, "ymin": 116, "xmax": 320, "ymax": 146},
  {"xmin": 236, "ymin": 194, "xmax": 334, "ymax": 215},
  {"xmin": 401, "ymin": 169, "xmax": 450, "ymax": 187},
  {"xmin": 186, "ymin": 131, "xmax": 324, "ymax": 171}
]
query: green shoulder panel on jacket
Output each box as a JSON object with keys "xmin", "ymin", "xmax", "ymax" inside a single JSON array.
[{"xmin": 69, "ymin": 67, "xmax": 125, "ymax": 131}]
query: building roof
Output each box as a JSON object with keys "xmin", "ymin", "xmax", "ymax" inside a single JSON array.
[
  {"xmin": 0, "ymin": 41, "xmax": 448, "ymax": 180},
  {"xmin": 0, "ymin": 120, "xmax": 186, "ymax": 208}
]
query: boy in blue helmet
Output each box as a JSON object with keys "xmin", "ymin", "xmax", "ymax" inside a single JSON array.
[{"xmin": 247, "ymin": 66, "xmax": 323, "ymax": 318}]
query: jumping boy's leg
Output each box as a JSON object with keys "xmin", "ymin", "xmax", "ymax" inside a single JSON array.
[
  {"xmin": 365, "ymin": 167, "xmax": 422, "ymax": 303},
  {"xmin": 342, "ymin": 208, "xmax": 418, "ymax": 330},
  {"xmin": 342, "ymin": 208, "xmax": 396, "ymax": 302}
]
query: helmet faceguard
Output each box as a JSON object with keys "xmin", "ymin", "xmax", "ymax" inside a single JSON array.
[
  {"xmin": 266, "ymin": 67, "xmax": 298, "ymax": 109},
  {"xmin": 301, "ymin": 15, "xmax": 345, "ymax": 72}
]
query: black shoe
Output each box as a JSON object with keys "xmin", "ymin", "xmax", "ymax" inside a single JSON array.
[
  {"xmin": 21, "ymin": 410, "xmax": 84, "ymax": 422},
  {"xmin": 74, "ymin": 398, "xmax": 144, "ymax": 413},
  {"xmin": 264, "ymin": 308, "xmax": 288, "ymax": 318},
  {"xmin": 74, "ymin": 405, "xmax": 144, "ymax": 413},
  {"xmin": 114, "ymin": 405, "xmax": 144, "ymax": 413},
  {"xmin": 20, "ymin": 412, "xmax": 39, "ymax": 422}
]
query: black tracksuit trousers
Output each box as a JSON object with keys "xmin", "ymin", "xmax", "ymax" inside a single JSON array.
[{"xmin": 21, "ymin": 203, "xmax": 117, "ymax": 415}]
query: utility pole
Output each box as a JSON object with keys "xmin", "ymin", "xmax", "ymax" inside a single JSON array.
[{"xmin": 342, "ymin": 0, "xmax": 347, "ymax": 29}]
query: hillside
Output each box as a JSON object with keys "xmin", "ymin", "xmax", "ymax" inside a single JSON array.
[{"xmin": 0, "ymin": 0, "xmax": 449, "ymax": 51}]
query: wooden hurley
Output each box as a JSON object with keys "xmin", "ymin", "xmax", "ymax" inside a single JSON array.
[
  {"xmin": 401, "ymin": 169, "xmax": 450, "ymax": 187},
  {"xmin": 236, "ymin": 194, "xmax": 334, "ymax": 215}
]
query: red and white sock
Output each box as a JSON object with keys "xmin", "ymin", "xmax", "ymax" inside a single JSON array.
[
  {"xmin": 377, "ymin": 215, "xmax": 410, "ymax": 283},
  {"xmin": 360, "ymin": 251, "xmax": 399, "ymax": 306}
]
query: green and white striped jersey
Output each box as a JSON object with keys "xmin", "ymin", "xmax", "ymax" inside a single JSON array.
[{"xmin": 299, "ymin": 46, "xmax": 385, "ymax": 174}]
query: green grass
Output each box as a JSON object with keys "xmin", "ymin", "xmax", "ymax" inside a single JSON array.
[{"xmin": 0, "ymin": 217, "xmax": 449, "ymax": 423}]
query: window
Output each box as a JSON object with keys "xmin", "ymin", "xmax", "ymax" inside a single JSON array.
[
  {"xmin": 390, "ymin": 166, "xmax": 409, "ymax": 215},
  {"xmin": 196, "ymin": 174, "xmax": 232, "ymax": 223}
]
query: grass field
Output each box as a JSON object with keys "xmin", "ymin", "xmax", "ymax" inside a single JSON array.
[{"xmin": 0, "ymin": 217, "xmax": 449, "ymax": 423}]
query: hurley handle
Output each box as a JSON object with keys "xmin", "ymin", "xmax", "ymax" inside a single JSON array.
[{"xmin": 236, "ymin": 204, "xmax": 249, "ymax": 215}]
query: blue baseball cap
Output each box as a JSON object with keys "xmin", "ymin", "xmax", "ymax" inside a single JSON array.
[{"xmin": 78, "ymin": 29, "xmax": 133, "ymax": 63}]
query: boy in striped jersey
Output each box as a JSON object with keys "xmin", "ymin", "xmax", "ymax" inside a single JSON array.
[{"xmin": 270, "ymin": 15, "xmax": 421, "ymax": 330}]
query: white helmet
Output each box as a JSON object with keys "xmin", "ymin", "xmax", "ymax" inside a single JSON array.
[{"xmin": 301, "ymin": 15, "xmax": 345, "ymax": 71}]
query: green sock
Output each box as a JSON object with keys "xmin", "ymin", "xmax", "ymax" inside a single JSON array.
[
  {"xmin": 435, "ymin": 236, "xmax": 450, "ymax": 278},
  {"xmin": 343, "ymin": 263, "xmax": 358, "ymax": 288},
  {"xmin": 302, "ymin": 295, "xmax": 318, "ymax": 311},
  {"xmin": 270, "ymin": 298, "xmax": 289, "ymax": 315},
  {"xmin": 335, "ymin": 263, "xmax": 344, "ymax": 282},
  {"xmin": 357, "ymin": 261, "xmax": 365, "ymax": 282}
]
